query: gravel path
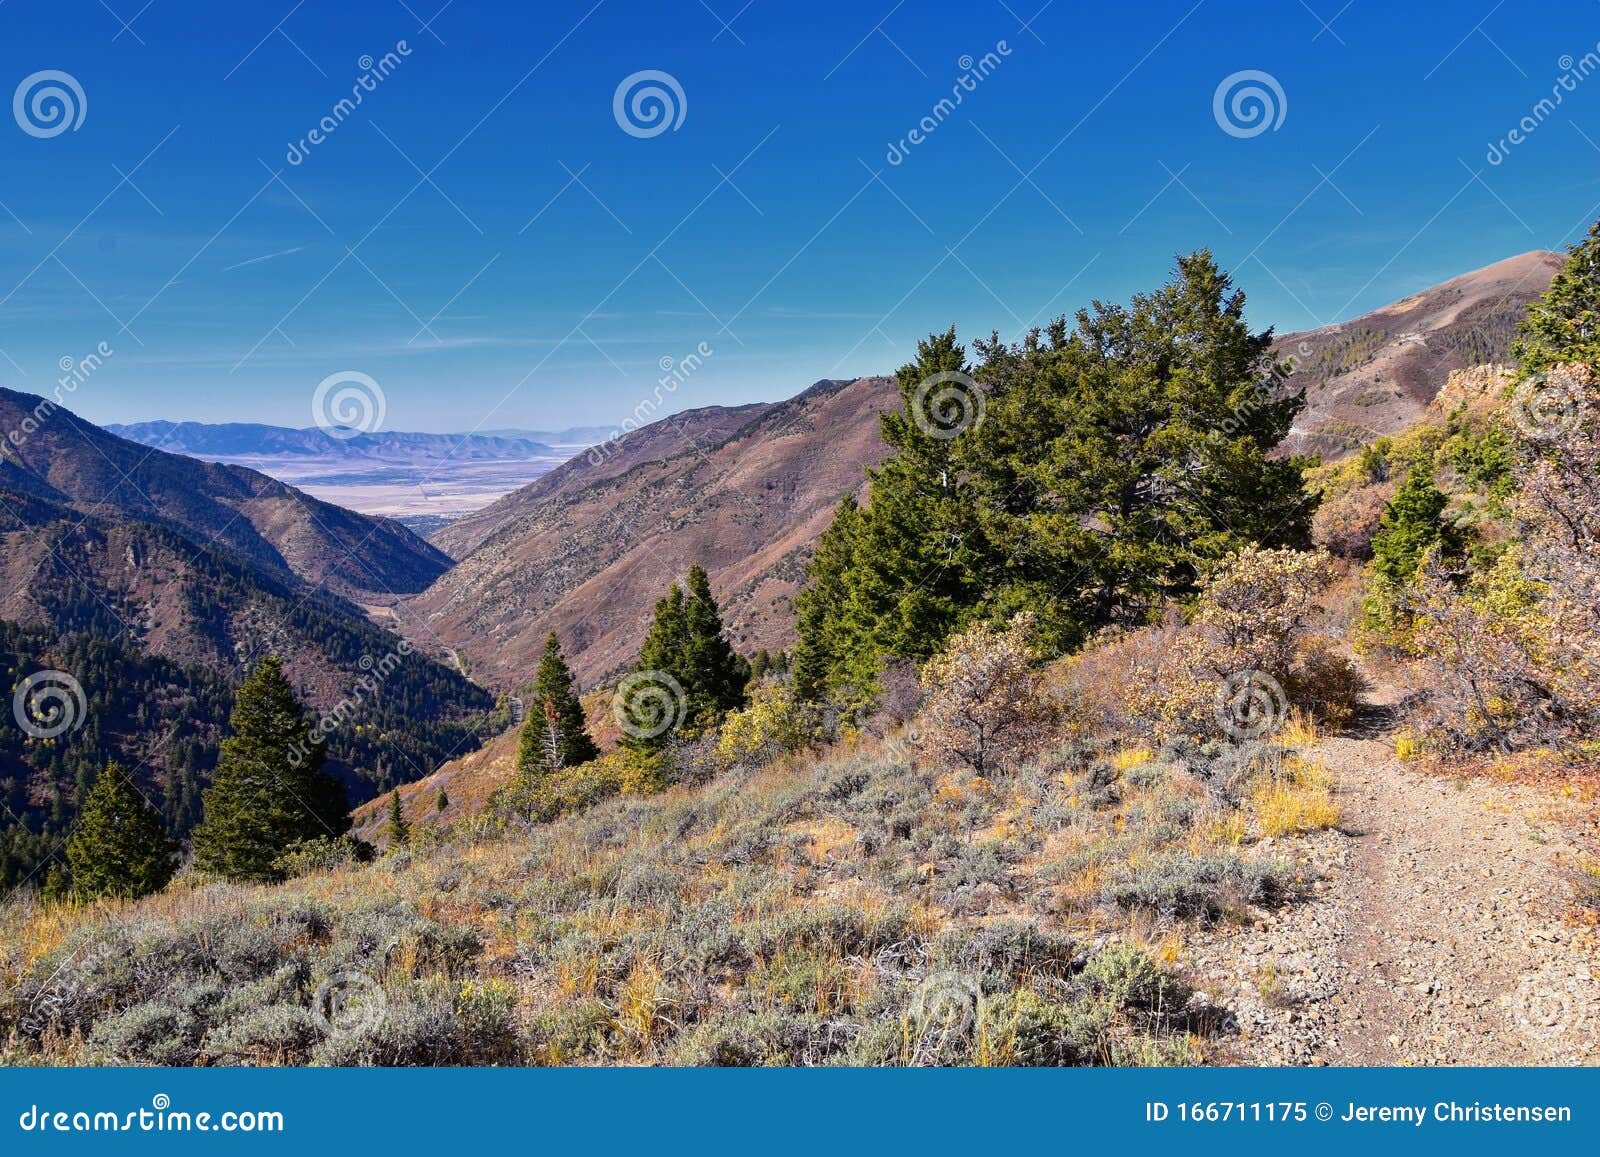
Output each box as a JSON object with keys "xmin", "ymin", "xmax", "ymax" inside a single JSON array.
[{"xmin": 1187, "ymin": 701, "xmax": 1599, "ymax": 1066}]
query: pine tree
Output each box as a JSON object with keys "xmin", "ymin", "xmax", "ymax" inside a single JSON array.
[
  {"xmin": 435, "ymin": 789, "xmax": 449, "ymax": 812},
  {"xmin": 523, "ymin": 633, "xmax": 598, "ymax": 772},
  {"xmin": 1514, "ymin": 219, "xmax": 1600, "ymax": 371},
  {"xmin": 1371, "ymin": 464, "xmax": 1463, "ymax": 588},
  {"xmin": 792, "ymin": 254, "xmax": 1313, "ymax": 706},
  {"xmin": 191, "ymin": 656, "xmax": 350, "ymax": 882},
  {"xmin": 624, "ymin": 582, "xmax": 694, "ymax": 755},
  {"xmin": 683, "ymin": 565, "xmax": 750, "ymax": 724},
  {"xmin": 793, "ymin": 494, "xmax": 870, "ymax": 701},
  {"xmin": 1362, "ymin": 463, "xmax": 1467, "ymax": 637},
  {"xmin": 385, "ymin": 789, "xmax": 409, "ymax": 848},
  {"xmin": 624, "ymin": 568, "xmax": 747, "ymax": 749},
  {"xmin": 515, "ymin": 706, "xmax": 543, "ymax": 779},
  {"xmin": 66, "ymin": 762, "xmax": 176, "ymax": 899}
]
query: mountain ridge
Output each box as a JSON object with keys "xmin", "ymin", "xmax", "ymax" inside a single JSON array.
[
  {"xmin": 2, "ymin": 388, "xmax": 451, "ymax": 603},
  {"xmin": 406, "ymin": 379, "xmax": 895, "ymax": 688},
  {"xmin": 105, "ymin": 419, "xmax": 561, "ymax": 462},
  {"xmin": 1274, "ymin": 249, "xmax": 1561, "ymax": 458}
]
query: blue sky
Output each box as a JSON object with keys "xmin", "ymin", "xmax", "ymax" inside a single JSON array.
[{"xmin": 2, "ymin": 0, "xmax": 1600, "ymax": 432}]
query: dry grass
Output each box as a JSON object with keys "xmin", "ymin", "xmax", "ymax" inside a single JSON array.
[
  {"xmin": 1253, "ymin": 756, "xmax": 1342, "ymax": 837},
  {"xmin": 2, "ymin": 723, "xmax": 1331, "ymax": 1067}
]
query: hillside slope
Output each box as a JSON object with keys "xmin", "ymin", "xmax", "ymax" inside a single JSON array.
[
  {"xmin": 408, "ymin": 379, "xmax": 896, "ymax": 688},
  {"xmin": 430, "ymin": 402, "xmax": 773, "ymax": 558},
  {"xmin": 1, "ymin": 389, "xmax": 450, "ymax": 603},
  {"xmin": 1276, "ymin": 250, "xmax": 1561, "ymax": 458},
  {"xmin": 0, "ymin": 481, "xmax": 493, "ymax": 786},
  {"xmin": 0, "ymin": 396, "xmax": 496, "ymax": 882}
]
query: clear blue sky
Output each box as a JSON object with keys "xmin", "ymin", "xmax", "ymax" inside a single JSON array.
[{"xmin": 2, "ymin": 0, "xmax": 1599, "ymax": 432}]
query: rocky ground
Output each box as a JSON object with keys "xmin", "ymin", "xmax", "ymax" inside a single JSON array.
[{"xmin": 1187, "ymin": 700, "xmax": 1600, "ymax": 1066}]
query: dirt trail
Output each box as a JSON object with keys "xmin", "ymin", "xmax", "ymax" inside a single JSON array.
[
  {"xmin": 1314, "ymin": 722, "xmax": 1595, "ymax": 1064},
  {"xmin": 1192, "ymin": 690, "xmax": 1599, "ymax": 1066}
]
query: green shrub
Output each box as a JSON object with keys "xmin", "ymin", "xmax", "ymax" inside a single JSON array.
[
  {"xmin": 88, "ymin": 1002, "xmax": 200, "ymax": 1065},
  {"xmin": 204, "ymin": 1004, "xmax": 321, "ymax": 1065},
  {"xmin": 312, "ymin": 987, "xmax": 463, "ymax": 1067},
  {"xmin": 1102, "ymin": 852, "xmax": 1284, "ymax": 921},
  {"xmin": 273, "ymin": 835, "xmax": 372, "ymax": 878},
  {"xmin": 982, "ymin": 990, "xmax": 1110, "ymax": 1066},
  {"xmin": 1079, "ymin": 942, "xmax": 1182, "ymax": 1012}
]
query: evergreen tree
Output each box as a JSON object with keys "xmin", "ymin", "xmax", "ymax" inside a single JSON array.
[
  {"xmin": 683, "ymin": 565, "xmax": 750, "ymax": 722},
  {"xmin": 793, "ymin": 494, "xmax": 871, "ymax": 701},
  {"xmin": 192, "ymin": 656, "xmax": 350, "ymax": 882},
  {"xmin": 1370, "ymin": 464, "xmax": 1463, "ymax": 589},
  {"xmin": 385, "ymin": 789, "xmax": 409, "ymax": 848},
  {"xmin": 1362, "ymin": 463, "xmax": 1466, "ymax": 636},
  {"xmin": 65, "ymin": 762, "xmax": 176, "ymax": 899},
  {"xmin": 793, "ymin": 254, "xmax": 1313, "ymax": 706},
  {"xmin": 1514, "ymin": 219, "xmax": 1600, "ymax": 371},
  {"xmin": 624, "ymin": 568, "xmax": 747, "ymax": 749},
  {"xmin": 515, "ymin": 635, "xmax": 598, "ymax": 778},
  {"xmin": 793, "ymin": 329, "xmax": 990, "ymax": 707},
  {"xmin": 435, "ymin": 789, "xmax": 449, "ymax": 812}
]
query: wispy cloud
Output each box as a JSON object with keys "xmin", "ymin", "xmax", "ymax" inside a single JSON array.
[{"xmin": 221, "ymin": 245, "xmax": 308, "ymax": 272}]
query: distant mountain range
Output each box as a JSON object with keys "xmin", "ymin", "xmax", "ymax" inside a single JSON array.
[
  {"xmin": 105, "ymin": 421, "xmax": 564, "ymax": 462},
  {"xmin": 4, "ymin": 393, "xmax": 452, "ymax": 604}
]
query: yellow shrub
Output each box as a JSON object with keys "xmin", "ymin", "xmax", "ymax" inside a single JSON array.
[
  {"xmin": 1112, "ymin": 747, "xmax": 1155, "ymax": 772},
  {"xmin": 714, "ymin": 682, "xmax": 821, "ymax": 770}
]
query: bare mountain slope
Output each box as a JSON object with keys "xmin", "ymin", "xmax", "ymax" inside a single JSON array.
[
  {"xmin": 431, "ymin": 402, "xmax": 772, "ymax": 558},
  {"xmin": 1277, "ymin": 250, "xmax": 1561, "ymax": 458},
  {"xmin": 407, "ymin": 378, "xmax": 897, "ymax": 688}
]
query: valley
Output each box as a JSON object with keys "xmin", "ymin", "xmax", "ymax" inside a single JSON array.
[
  {"xmin": 2, "ymin": 241, "xmax": 1596, "ymax": 1070},
  {"xmin": 104, "ymin": 421, "xmax": 593, "ymax": 531}
]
